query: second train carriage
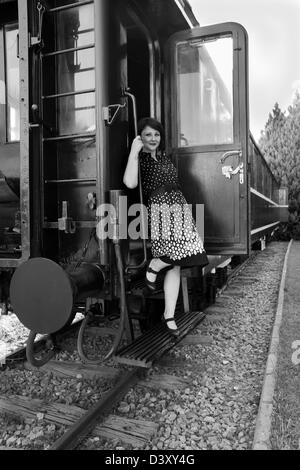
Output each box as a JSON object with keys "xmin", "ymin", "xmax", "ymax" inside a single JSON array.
[{"xmin": 0, "ymin": 0, "xmax": 287, "ymax": 364}]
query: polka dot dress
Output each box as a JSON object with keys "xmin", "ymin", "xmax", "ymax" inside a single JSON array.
[{"xmin": 140, "ymin": 152, "xmax": 208, "ymax": 267}]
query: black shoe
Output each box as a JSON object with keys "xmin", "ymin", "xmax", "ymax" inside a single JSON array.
[
  {"xmin": 164, "ymin": 317, "xmax": 180, "ymax": 337},
  {"xmin": 145, "ymin": 261, "xmax": 159, "ymax": 292}
]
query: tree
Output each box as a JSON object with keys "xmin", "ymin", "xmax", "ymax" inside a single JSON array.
[
  {"xmin": 259, "ymin": 93, "xmax": 300, "ymax": 201},
  {"xmin": 260, "ymin": 93, "xmax": 300, "ymax": 240}
]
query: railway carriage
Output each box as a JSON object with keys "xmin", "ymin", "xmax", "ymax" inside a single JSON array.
[{"xmin": 0, "ymin": 0, "xmax": 287, "ymax": 365}]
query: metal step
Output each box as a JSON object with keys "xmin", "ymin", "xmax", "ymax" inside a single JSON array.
[{"xmin": 114, "ymin": 311, "xmax": 206, "ymax": 368}]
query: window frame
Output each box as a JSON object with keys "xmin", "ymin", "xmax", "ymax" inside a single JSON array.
[
  {"xmin": 175, "ymin": 34, "xmax": 235, "ymax": 148},
  {"xmin": 0, "ymin": 21, "xmax": 20, "ymax": 144},
  {"xmin": 0, "ymin": 25, "xmax": 5, "ymax": 143}
]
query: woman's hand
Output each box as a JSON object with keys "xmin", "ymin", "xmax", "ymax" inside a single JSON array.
[
  {"xmin": 123, "ymin": 136, "xmax": 143, "ymax": 189},
  {"xmin": 130, "ymin": 135, "xmax": 144, "ymax": 155}
]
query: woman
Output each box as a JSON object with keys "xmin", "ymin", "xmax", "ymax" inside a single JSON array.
[{"xmin": 123, "ymin": 117, "xmax": 208, "ymax": 335}]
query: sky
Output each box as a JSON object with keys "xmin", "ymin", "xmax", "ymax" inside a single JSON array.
[{"xmin": 188, "ymin": 0, "xmax": 300, "ymax": 142}]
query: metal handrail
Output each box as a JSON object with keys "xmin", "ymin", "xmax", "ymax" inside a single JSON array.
[
  {"xmin": 123, "ymin": 90, "xmax": 148, "ymax": 272},
  {"xmin": 43, "ymin": 132, "xmax": 96, "ymax": 142},
  {"xmin": 45, "ymin": 178, "xmax": 97, "ymax": 184},
  {"xmin": 42, "ymin": 43, "xmax": 95, "ymax": 58},
  {"xmin": 48, "ymin": 1, "xmax": 94, "ymax": 14},
  {"xmin": 43, "ymin": 88, "xmax": 95, "ymax": 100}
]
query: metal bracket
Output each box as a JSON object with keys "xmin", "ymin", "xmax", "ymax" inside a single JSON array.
[
  {"xmin": 30, "ymin": 2, "xmax": 46, "ymax": 48},
  {"xmin": 58, "ymin": 201, "xmax": 76, "ymax": 234},
  {"xmin": 87, "ymin": 193, "xmax": 97, "ymax": 211},
  {"xmin": 102, "ymin": 102, "xmax": 127, "ymax": 126},
  {"xmin": 30, "ymin": 34, "xmax": 42, "ymax": 47}
]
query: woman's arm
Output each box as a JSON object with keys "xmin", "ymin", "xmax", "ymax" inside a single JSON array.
[{"xmin": 123, "ymin": 136, "xmax": 144, "ymax": 189}]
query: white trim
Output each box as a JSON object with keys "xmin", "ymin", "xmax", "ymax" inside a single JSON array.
[
  {"xmin": 174, "ymin": 0, "xmax": 195, "ymax": 29},
  {"xmin": 250, "ymin": 187, "xmax": 278, "ymax": 207},
  {"xmin": 251, "ymin": 221, "xmax": 280, "ymax": 235}
]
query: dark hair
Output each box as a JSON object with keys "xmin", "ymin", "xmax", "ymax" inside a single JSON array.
[{"xmin": 137, "ymin": 117, "xmax": 165, "ymax": 151}]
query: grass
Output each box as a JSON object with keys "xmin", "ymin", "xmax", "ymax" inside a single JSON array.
[
  {"xmin": 271, "ymin": 390, "xmax": 300, "ymax": 449},
  {"xmin": 269, "ymin": 244, "xmax": 300, "ymax": 450}
]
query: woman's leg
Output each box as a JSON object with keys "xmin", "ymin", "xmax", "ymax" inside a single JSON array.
[
  {"xmin": 163, "ymin": 265, "xmax": 181, "ymax": 330},
  {"xmin": 146, "ymin": 258, "xmax": 171, "ymax": 284}
]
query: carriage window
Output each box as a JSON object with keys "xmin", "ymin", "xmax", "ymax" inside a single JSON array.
[
  {"xmin": 3, "ymin": 25, "xmax": 20, "ymax": 142},
  {"xmin": 55, "ymin": 4, "xmax": 95, "ymax": 136},
  {"xmin": 177, "ymin": 36, "xmax": 233, "ymax": 147}
]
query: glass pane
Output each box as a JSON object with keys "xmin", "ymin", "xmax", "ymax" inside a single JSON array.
[
  {"xmin": 57, "ymin": 92, "xmax": 95, "ymax": 136},
  {"xmin": 42, "ymin": 3, "xmax": 96, "ymax": 136},
  {"xmin": 177, "ymin": 36, "xmax": 233, "ymax": 147},
  {"xmin": 5, "ymin": 26, "xmax": 20, "ymax": 142},
  {"xmin": 43, "ymin": 47, "xmax": 95, "ymax": 96},
  {"xmin": 56, "ymin": 5, "xmax": 95, "ymax": 135},
  {"xmin": 57, "ymin": 48, "xmax": 95, "ymax": 94},
  {"xmin": 56, "ymin": 4, "xmax": 95, "ymax": 53}
]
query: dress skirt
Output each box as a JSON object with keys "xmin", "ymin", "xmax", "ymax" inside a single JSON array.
[{"xmin": 148, "ymin": 187, "xmax": 208, "ymax": 267}]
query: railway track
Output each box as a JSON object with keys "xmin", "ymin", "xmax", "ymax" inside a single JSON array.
[
  {"xmin": 1, "ymin": 319, "xmax": 84, "ymax": 369},
  {"xmin": 0, "ymin": 312, "xmax": 207, "ymax": 450},
  {"xmin": 1, "ymin": 253, "xmax": 250, "ymax": 369},
  {"xmin": 0, "ymin": 243, "xmax": 288, "ymax": 450}
]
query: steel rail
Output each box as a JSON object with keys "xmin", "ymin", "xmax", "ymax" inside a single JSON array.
[
  {"xmin": 1, "ymin": 319, "xmax": 83, "ymax": 368},
  {"xmin": 50, "ymin": 367, "xmax": 143, "ymax": 450},
  {"xmin": 215, "ymin": 252, "xmax": 257, "ymax": 298}
]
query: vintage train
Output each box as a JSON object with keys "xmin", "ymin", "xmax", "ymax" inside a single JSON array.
[{"xmin": 0, "ymin": 0, "xmax": 287, "ymax": 365}]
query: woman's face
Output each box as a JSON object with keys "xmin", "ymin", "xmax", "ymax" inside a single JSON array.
[{"xmin": 141, "ymin": 125, "xmax": 161, "ymax": 153}]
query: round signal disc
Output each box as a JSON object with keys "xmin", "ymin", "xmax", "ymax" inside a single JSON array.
[{"xmin": 10, "ymin": 258, "xmax": 74, "ymax": 334}]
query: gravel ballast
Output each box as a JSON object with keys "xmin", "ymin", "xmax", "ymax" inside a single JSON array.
[
  {"xmin": 0, "ymin": 242, "xmax": 288, "ymax": 450},
  {"xmin": 84, "ymin": 242, "xmax": 288, "ymax": 450}
]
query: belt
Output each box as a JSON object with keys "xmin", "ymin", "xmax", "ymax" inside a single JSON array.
[{"xmin": 149, "ymin": 183, "xmax": 180, "ymax": 199}]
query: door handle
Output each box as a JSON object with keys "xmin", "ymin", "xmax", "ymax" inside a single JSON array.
[
  {"xmin": 220, "ymin": 150, "xmax": 244, "ymax": 184},
  {"xmin": 220, "ymin": 150, "xmax": 242, "ymax": 164},
  {"xmin": 222, "ymin": 163, "xmax": 244, "ymax": 183},
  {"xmin": 123, "ymin": 89, "xmax": 138, "ymax": 136}
]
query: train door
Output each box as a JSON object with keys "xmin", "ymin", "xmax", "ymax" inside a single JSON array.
[
  {"xmin": 28, "ymin": 0, "xmax": 99, "ymax": 265},
  {"xmin": 165, "ymin": 23, "xmax": 249, "ymax": 255},
  {"xmin": 119, "ymin": 4, "xmax": 160, "ymax": 145},
  {"xmin": 117, "ymin": 3, "xmax": 160, "ymax": 258}
]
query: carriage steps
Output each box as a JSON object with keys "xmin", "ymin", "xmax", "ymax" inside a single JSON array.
[{"xmin": 114, "ymin": 310, "xmax": 206, "ymax": 367}]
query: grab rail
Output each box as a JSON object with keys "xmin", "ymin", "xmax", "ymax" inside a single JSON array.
[{"xmin": 123, "ymin": 89, "xmax": 148, "ymax": 272}]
